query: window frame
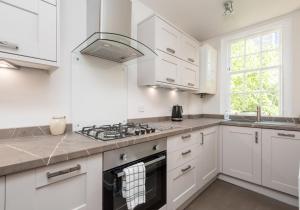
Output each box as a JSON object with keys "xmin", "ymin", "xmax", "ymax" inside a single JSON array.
[{"xmin": 220, "ymin": 20, "xmax": 291, "ymax": 116}]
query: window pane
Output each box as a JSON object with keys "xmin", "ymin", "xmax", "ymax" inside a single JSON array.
[
  {"xmin": 231, "ymin": 40, "xmax": 244, "ymax": 57},
  {"xmin": 261, "ymin": 69, "xmax": 279, "ymax": 92},
  {"xmin": 245, "ymin": 54, "xmax": 260, "ymax": 69},
  {"xmin": 246, "ymin": 37, "xmax": 260, "ymax": 54},
  {"xmin": 260, "ymin": 92, "xmax": 280, "ymax": 116},
  {"xmin": 262, "ymin": 51, "xmax": 280, "ymax": 67},
  {"xmin": 231, "ymin": 57, "xmax": 244, "ymax": 71},
  {"xmin": 245, "ymin": 72, "xmax": 260, "ymax": 92},
  {"xmin": 231, "ymin": 94, "xmax": 245, "ymax": 114},
  {"xmin": 262, "ymin": 32, "xmax": 280, "ymax": 51},
  {"xmin": 243, "ymin": 93, "xmax": 260, "ymax": 115},
  {"xmin": 231, "ymin": 74, "xmax": 244, "ymax": 92}
]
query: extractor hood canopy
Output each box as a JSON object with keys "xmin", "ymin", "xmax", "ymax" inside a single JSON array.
[{"xmin": 73, "ymin": 0, "xmax": 157, "ymax": 63}]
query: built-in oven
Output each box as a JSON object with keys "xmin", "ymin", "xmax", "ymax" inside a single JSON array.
[{"xmin": 103, "ymin": 139, "xmax": 167, "ymax": 210}]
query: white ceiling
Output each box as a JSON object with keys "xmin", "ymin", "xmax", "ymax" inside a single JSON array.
[{"xmin": 139, "ymin": 0, "xmax": 300, "ymax": 41}]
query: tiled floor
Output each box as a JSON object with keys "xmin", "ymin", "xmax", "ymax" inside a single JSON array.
[{"xmin": 185, "ymin": 180, "xmax": 298, "ymax": 210}]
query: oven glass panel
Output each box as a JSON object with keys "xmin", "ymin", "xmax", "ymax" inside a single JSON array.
[{"xmin": 103, "ymin": 152, "xmax": 166, "ymax": 210}]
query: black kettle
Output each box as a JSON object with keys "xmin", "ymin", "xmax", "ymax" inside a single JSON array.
[{"xmin": 171, "ymin": 105, "xmax": 183, "ymax": 121}]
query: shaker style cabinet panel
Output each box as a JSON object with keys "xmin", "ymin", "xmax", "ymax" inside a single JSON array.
[
  {"xmin": 222, "ymin": 126, "xmax": 262, "ymax": 185},
  {"xmin": 197, "ymin": 127, "xmax": 219, "ymax": 189},
  {"xmin": 5, "ymin": 154, "xmax": 102, "ymax": 210},
  {"xmin": 0, "ymin": 0, "xmax": 58, "ymax": 70},
  {"xmin": 262, "ymin": 129, "xmax": 300, "ymax": 196},
  {"xmin": 138, "ymin": 15, "xmax": 200, "ymax": 91},
  {"xmin": 0, "ymin": 177, "xmax": 4, "ymax": 210}
]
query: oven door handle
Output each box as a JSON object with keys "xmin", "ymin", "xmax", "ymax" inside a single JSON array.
[{"xmin": 116, "ymin": 155, "xmax": 166, "ymax": 178}]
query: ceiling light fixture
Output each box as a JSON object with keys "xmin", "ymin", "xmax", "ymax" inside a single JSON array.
[
  {"xmin": 0, "ymin": 60, "xmax": 19, "ymax": 69},
  {"xmin": 224, "ymin": 0, "xmax": 234, "ymax": 16}
]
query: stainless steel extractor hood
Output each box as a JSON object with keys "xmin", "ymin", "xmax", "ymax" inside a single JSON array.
[{"xmin": 73, "ymin": 0, "xmax": 156, "ymax": 63}]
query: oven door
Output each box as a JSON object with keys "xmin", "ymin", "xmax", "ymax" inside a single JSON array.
[{"xmin": 103, "ymin": 151, "xmax": 166, "ymax": 210}]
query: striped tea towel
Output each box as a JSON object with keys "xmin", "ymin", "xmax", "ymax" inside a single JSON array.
[{"xmin": 122, "ymin": 162, "xmax": 146, "ymax": 210}]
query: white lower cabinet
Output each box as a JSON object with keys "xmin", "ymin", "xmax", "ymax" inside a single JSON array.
[
  {"xmin": 5, "ymin": 154, "xmax": 102, "ymax": 210},
  {"xmin": 0, "ymin": 177, "xmax": 4, "ymax": 210},
  {"xmin": 197, "ymin": 127, "xmax": 219, "ymax": 189},
  {"xmin": 167, "ymin": 159, "xmax": 197, "ymax": 210},
  {"xmin": 262, "ymin": 129, "xmax": 300, "ymax": 196},
  {"xmin": 222, "ymin": 126, "xmax": 262, "ymax": 185}
]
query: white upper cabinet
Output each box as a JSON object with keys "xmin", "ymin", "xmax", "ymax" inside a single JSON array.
[
  {"xmin": 0, "ymin": 0, "xmax": 59, "ymax": 70},
  {"xmin": 6, "ymin": 154, "xmax": 102, "ymax": 210},
  {"xmin": 138, "ymin": 15, "xmax": 200, "ymax": 90},
  {"xmin": 222, "ymin": 126, "xmax": 262, "ymax": 185},
  {"xmin": 181, "ymin": 35, "xmax": 199, "ymax": 65},
  {"xmin": 262, "ymin": 129, "xmax": 300, "ymax": 196},
  {"xmin": 197, "ymin": 44, "xmax": 217, "ymax": 94},
  {"xmin": 0, "ymin": 177, "xmax": 4, "ymax": 210}
]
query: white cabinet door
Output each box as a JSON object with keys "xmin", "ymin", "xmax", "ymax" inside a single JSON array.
[
  {"xmin": 167, "ymin": 159, "xmax": 197, "ymax": 210},
  {"xmin": 0, "ymin": 177, "xmax": 4, "ymax": 210},
  {"xmin": 6, "ymin": 155, "xmax": 102, "ymax": 210},
  {"xmin": 222, "ymin": 126, "xmax": 262, "ymax": 185},
  {"xmin": 181, "ymin": 35, "xmax": 199, "ymax": 65},
  {"xmin": 38, "ymin": 0, "xmax": 57, "ymax": 61},
  {"xmin": 179, "ymin": 61, "xmax": 199, "ymax": 89},
  {"xmin": 155, "ymin": 17, "xmax": 180, "ymax": 57},
  {"xmin": 0, "ymin": 1, "xmax": 39, "ymax": 58},
  {"xmin": 262, "ymin": 129, "xmax": 300, "ymax": 196},
  {"xmin": 198, "ymin": 127, "xmax": 219, "ymax": 188},
  {"xmin": 156, "ymin": 51, "xmax": 179, "ymax": 85}
]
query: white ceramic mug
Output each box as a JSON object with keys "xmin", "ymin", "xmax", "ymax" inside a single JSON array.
[{"xmin": 49, "ymin": 116, "xmax": 67, "ymax": 136}]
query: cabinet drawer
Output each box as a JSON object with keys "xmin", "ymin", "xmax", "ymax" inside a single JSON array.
[
  {"xmin": 0, "ymin": 2, "xmax": 39, "ymax": 58},
  {"xmin": 167, "ymin": 132, "xmax": 197, "ymax": 153},
  {"xmin": 36, "ymin": 158, "xmax": 87, "ymax": 188},
  {"xmin": 156, "ymin": 51, "xmax": 179, "ymax": 85},
  {"xmin": 155, "ymin": 17, "xmax": 180, "ymax": 57},
  {"xmin": 167, "ymin": 159, "xmax": 197, "ymax": 210},
  {"xmin": 168, "ymin": 143, "xmax": 200, "ymax": 171},
  {"xmin": 179, "ymin": 61, "xmax": 199, "ymax": 89}
]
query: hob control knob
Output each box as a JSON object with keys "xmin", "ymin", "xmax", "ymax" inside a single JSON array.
[
  {"xmin": 153, "ymin": 145, "xmax": 160, "ymax": 151},
  {"xmin": 120, "ymin": 153, "xmax": 127, "ymax": 161}
]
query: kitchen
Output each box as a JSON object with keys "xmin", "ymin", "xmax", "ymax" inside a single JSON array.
[{"xmin": 0, "ymin": 0, "xmax": 300, "ymax": 210}]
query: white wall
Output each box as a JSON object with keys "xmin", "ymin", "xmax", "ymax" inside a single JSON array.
[{"xmin": 202, "ymin": 10, "xmax": 300, "ymax": 117}]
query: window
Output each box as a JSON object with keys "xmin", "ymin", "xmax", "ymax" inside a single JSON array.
[{"xmin": 228, "ymin": 30, "xmax": 282, "ymax": 116}]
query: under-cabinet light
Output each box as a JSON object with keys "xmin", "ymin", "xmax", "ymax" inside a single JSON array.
[{"xmin": 0, "ymin": 60, "xmax": 19, "ymax": 69}]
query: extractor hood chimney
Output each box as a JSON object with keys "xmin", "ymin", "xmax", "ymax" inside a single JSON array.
[{"xmin": 73, "ymin": 0, "xmax": 156, "ymax": 63}]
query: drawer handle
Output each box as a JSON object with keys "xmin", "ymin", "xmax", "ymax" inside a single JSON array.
[
  {"xmin": 181, "ymin": 165, "xmax": 192, "ymax": 173},
  {"xmin": 188, "ymin": 83, "xmax": 195, "ymax": 87},
  {"xmin": 166, "ymin": 77, "xmax": 175, "ymax": 83},
  {"xmin": 181, "ymin": 150, "xmax": 191, "ymax": 156},
  {"xmin": 166, "ymin": 48, "xmax": 175, "ymax": 54},
  {"xmin": 181, "ymin": 134, "xmax": 191, "ymax": 140},
  {"xmin": 47, "ymin": 164, "xmax": 81, "ymax": 179},
  {"xmin": 0, "ymin": 41, "xmax": 19, "ymax": 50},
  {"xmin": 188, "ymin": 58, "xmax": 195, "ymax": 63},
  {"xmin": 278, "ymin": 133, "xmax": 295, "ymax": 138}
]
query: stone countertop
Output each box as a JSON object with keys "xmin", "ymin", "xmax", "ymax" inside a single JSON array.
[
  {"xmin": 1, "ymin": 117, "xmax": 300, "ymax": 177},
  {"xmin": 0, "ymin": 118, "xmax": 222, "ymax": 177}
]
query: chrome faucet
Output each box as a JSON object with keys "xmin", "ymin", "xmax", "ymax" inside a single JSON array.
[{"xmin": 256, "ymin": 106, "xmax": 262, "ymax": 122}]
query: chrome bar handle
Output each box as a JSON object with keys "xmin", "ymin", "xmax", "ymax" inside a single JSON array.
[
  {"xmin": 181, "ymin": 134, "xmax": 191, "ymax": 140},
  {"xmin": 47, "ymin": 164, "xmax": 81, "ymax": 179},
  {"xmin": 0, "ymin": 41, "xmax": 19, "ymax": 50},
  {"xmin": 278, "ymin": 133, "xmax": 295, "ymax": 138},
  {"xmin": 181, "ymin": 150, "xmax": 191, "ymax": 156},
  {"xmin": 188, "ymin": 58, "xmax": 195, "ymax": 63},
  {"xmin": 181, "ymin": 165, "xmax": 192, "ymax": 173},
  {"xmin": 255, "ymin": 132, "xmax": 259, "ymax": 144},
  {"xmin": 200, "ymin": 132, "xmax": 204, "ymax": 145},
  {"xmin": 166, "ymin": 48, "xmax": 175, "ymax": 54},
  {"xmin": 166, "ymin": 78, "xmax": 175, "ymax": 83}
]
